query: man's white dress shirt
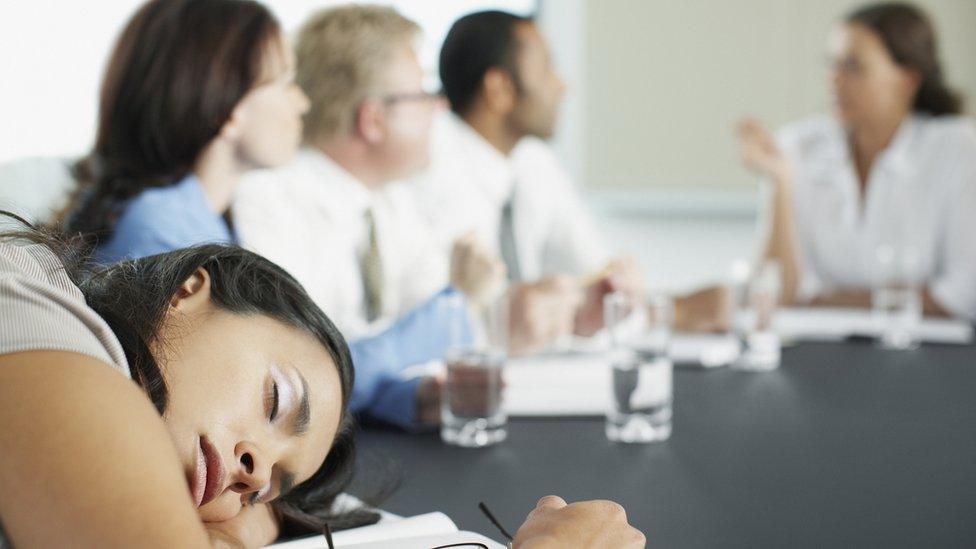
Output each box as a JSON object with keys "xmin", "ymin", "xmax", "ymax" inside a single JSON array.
[
  {"xmin": 409, "ymin": 113, "xmax": 608, "ymax": 283},
  {"xmin": 233, "ymin": 148, "xmax": 448, "ymax": 338}
]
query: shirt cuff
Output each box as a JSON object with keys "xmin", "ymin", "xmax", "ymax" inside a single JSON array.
[{"xmin": 362, "ymin": 375, "xmax": 427, "ymax": 431}]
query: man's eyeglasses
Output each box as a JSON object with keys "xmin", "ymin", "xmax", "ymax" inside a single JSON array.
[
  {"xmin": 379, "ymin": 90, "xmax": 444, "ymax": 105},
  {"xmin": 321, "ymin": 501, "xmax": 514, "ymax": 549}
]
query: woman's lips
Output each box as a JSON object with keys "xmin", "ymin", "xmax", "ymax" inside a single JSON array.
[
  {"xmin": 199, "ymin": 436, "xmax": 226, "ymax": 507},
  {"xmin": 191, "ymin": 439, "xmax": 206, "ymax": 507}
]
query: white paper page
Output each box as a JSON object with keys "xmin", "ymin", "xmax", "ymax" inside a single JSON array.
[
  {"xmin": 503, "ymin": 334, "xmax": 738, "ymax": 416},
  {"xmin": 774, "ymin": 308, "xmax": 973, "ymax": 344},
  {"xmin": 670, "ymin": 334, "xmax": 740, "ymax": 366},
  {"xmin": 504, "ymin": 353, "xmax": 607, "ymax": 416},
  {"xmin": 339, "ymin": 531, "xmax": 506, "ymax": 549},
  {"xmin": 266, "ymin": 512, "xmax": 457, "ymax": 549}
]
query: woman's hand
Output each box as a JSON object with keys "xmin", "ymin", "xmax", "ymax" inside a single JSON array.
[
  {"xmin": 204, "ymin": 503, "xmax": 280, "ymax": 549},
  {"xmin": 736, "ymin": 118, "xmax": 791, "ymax": 184},
  {"xmin": 513, "ymin": 495, "xmax": 646, "ymax": 549}
]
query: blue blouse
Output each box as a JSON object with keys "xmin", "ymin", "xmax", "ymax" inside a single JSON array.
[{"xmin": 96, "ymin": 175, "xmax": 234, "ymax": 264}]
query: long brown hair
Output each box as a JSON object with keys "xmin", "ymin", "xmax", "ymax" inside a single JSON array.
[
  {"xmin": 847, "ymin": 2, "xmax": 963, "ymax": 116},
  {"xmin": 63, "ymin": 0, "xmax": 281, "ymax": 246}
]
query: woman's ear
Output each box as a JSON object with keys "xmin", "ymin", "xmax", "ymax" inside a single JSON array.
[
  {"xmin": 899, "ymin": 67, "xmax": 923, "ymax": 103},
  {"xmin": 169, "ymin": 267, "xmax": 212, "ymax": 312}
]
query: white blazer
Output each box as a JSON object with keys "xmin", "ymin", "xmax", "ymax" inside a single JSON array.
[
  {"xmin": 777, "ymin": 114, "xmax": 976, "ymax": 320},
  {"xmin": 408, "ymin": 113, "xmax": 608, "ymax": 283},
  {"xmin": 232, "ymin": 148, "xmax": 448, "ymax": 338}
]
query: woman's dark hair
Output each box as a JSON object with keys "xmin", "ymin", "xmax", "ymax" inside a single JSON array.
[
  {"xmin": 846, "ymin": 2, "xmax": 963, "ymax": 116},
  {"xmin": 439, "ymin": 10, "xmax": 533, "ymax": 116},
  {"xmin": 1, "ymin": 212, "xmax": 379, "ymax": 535},
  {"xmin": 62, "ymin": 0, "xmax": 281, "ymax": 247}
]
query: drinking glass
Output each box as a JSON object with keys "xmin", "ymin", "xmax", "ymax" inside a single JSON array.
[
  {"xmin": 872, "ymin": 244, "xmax": 922, "ymax": 351},
  {"xmin": 441, "ymin": 293, "xmax": 508, "ymax": 447},
  {"xmin": 731, "ymin": 261, "xmax": 782, "ymax": 371},
  {"xmin": 604, "ymin": 291, "xmax": 673, "ymax": 443}
]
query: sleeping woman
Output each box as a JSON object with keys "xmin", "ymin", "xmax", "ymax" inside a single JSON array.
[{"xmin": 0, "ymin": 220, "xmax": 644, "ymax": 548}]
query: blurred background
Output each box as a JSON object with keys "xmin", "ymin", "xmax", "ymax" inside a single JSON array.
[{"xmin": 1, "ymin": 0, "xmax": 973, "ymax": 292}]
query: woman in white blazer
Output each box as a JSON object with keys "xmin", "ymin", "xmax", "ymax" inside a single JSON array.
[{"xmin": 738, "ymin": 2, "xmax": 976, "ymax": 320}]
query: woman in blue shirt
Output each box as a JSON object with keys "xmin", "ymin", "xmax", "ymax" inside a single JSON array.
[
  {"xmin": 65, "ymin": 0, "xmax": 308, "ymax": 262},
  {"xmin": 61, "ymin": 0, "xmax": 462, "ymax": 432}
]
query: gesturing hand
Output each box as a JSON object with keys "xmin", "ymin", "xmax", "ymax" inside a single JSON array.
[{"xmin": 736, "ymin": 118, "xmax": 791, "ymax": 183}]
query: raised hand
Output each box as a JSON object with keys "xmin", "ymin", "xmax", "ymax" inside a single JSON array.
[{"xmin": 736, "ymin": 118, "xmax": 791, "ymax": 183}]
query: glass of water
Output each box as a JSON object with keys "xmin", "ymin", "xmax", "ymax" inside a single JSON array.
[
  {"xmin": 441, "ymin": 293, "xmax": 508, "ymax": 447},
  {"xmin": 731, "ymin": 261, "xmax": 782, "ymax": 371},
  {"xmin": 872, "ymin": 245, "xmax": 922, "ymax": 350},
  {"xmin": 604, "ymin": 291, "xmax": 673, "ymax": 443}
]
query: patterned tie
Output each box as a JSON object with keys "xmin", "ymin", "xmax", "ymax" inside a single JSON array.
[
  {"xmin": 499, "ymin": 188, "xmax": 522, "ymax": 282},
  {"xmin": 361, "ymin": 208, "xmax": 384, "ymax": 322}
]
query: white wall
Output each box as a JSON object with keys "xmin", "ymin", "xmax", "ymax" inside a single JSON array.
[
  {"xmin": 582, "ymin": 0, "xmax": 976, "ymax": 188},
  {"xmin": 0, "ymin": 0, "xmax": 535, "ymax": 164}
]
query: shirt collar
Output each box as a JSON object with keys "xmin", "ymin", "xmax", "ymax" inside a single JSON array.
[
  {"xmin": 444, "ymin": 112, "xmax": 517, "ymax": 203},
  {"xmin": 875, "ymin": 114, "xmax": 917, "ymax": 175},
  {"xmin": 295, "ymin": 147, "xmax": 373, "ymax": 215},
  {"xmin": 810, "ymin": 114, "xmax": 918, "ymax": 181}
]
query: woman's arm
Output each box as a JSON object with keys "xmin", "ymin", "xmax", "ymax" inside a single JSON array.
[
  {"xmin": 0, "ymin": 351, "xmax": 215, "ymax": 548},
  {"xmin": 737, "ymin": 119, "xmax": 803, "ymax": 305}
]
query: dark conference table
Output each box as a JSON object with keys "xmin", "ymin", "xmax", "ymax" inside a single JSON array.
[{"xmin": 354, "ymin": 342, "xmax": 976, "ymax": 548}]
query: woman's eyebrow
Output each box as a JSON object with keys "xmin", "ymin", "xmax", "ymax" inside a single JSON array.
[{"xmin": 291, "ymin": 370, "xmax": 310, "ymax": 436}]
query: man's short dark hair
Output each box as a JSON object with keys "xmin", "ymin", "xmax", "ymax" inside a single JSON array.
[{"xmin": 439, "ymin": 10, "xmax": 533, "ymax": 116}]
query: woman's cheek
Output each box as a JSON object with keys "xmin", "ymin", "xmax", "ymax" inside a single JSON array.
[{"xmin": 198, "ymin": 492, "xmax": 244, "ymax": 523}]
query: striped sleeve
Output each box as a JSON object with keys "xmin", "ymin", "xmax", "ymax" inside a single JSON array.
[{"xmin": 0, "ymin": 243, "xmax": 130, "ymax": 378}]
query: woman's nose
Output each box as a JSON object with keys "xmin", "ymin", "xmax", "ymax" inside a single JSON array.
[{"xmin": 229, "ymin": 441, "xmax": 272, "ymax": 495}]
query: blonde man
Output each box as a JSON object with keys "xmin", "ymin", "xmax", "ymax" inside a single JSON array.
[{"xmin": 237, "ymin": 6, "xmax": 460, "ymax": 336}]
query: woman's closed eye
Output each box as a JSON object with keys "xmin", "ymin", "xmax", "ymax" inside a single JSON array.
[
  {"xmin": 264, "ymin": 381, "xmax": 280, "ymax": 422},
  {"xmin": 265, "ymin": 364, "xmax": 299, "ymax": 425}
]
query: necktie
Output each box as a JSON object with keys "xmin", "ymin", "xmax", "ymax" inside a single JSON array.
[
  {"xmin": 499, "ymin": 188, "xmax": 521, "ymax": 282},
  {"xmin": 361, "ymin": 208, "xmax": 384, "ymax": 322}
]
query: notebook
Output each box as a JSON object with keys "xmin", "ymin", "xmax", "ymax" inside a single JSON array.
[{"xmin": 266, "ymin": 512, "xmax": 506, "ymax": 549}]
